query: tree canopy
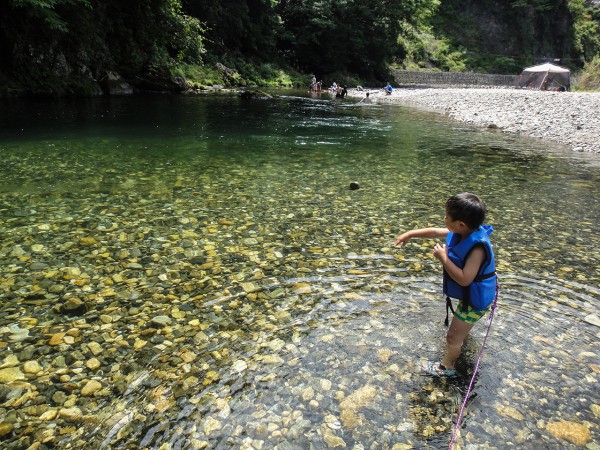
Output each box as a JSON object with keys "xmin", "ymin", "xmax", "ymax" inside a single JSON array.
[{"xmin": 1, "ymin": 0, "xmax": 599, "ymax": 95}]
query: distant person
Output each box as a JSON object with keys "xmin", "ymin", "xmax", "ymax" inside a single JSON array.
[
  {"xmin": 384, "ymin": 82, "xmax": 393, "ymax": 95},
  {"xmin": 395, "ymin": 193, "xmax": 497, "ymax": 377},
  {"xmin": 359, "ymin": 92, "xmax": 372, "ymax": 104},
  {"xmin": 336, "ymin": 85, "xmax": 348, "ymax": 98}
]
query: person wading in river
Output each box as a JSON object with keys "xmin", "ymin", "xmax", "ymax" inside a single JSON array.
[{"xmin": 395, "ymin": 193, "xmax": 497, "ymax": 377}]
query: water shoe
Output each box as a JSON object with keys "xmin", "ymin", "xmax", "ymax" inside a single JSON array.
[{"xmin": 424, "ymin": 361, "xmax": 457, "ymax": 378}]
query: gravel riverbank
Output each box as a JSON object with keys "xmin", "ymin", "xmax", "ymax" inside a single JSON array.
[{"xmin": 350, "ymin": 88, "xmax": 600, "ymax": 153}]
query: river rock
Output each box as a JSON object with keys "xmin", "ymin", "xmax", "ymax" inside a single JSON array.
[
  {"xmin": 98, "ymin": 71, "xmax": 133, "ymax": 95},
  {"xmin": 546, "ymin": 420, "xmax": 591, "ymax": 446},
  {"xmin": 8, "ymin": 326, "xmax": 29, "ymax": 342},
  {"xmin": 81, "ymin": 380, "xmax": 103, "ymax": 396},
  {"xmin": 23, "ymin": 361, "xmax": 42, "ymax": 374},
  {"xmin": 150, "ymin": 315, "xmax": 172, "ymax": 327},
  {"xmin": 61, "ymin": 297, "xmax": 86, "ymax": 314},
  {"xmin": 49, "ymin": 333, "xmax": 66, "ymax": 346},
  {"xmin": 322, "ymin": 427, "xmax": 346, "ymax": 448},
  {"xmin": 584, "ymin": 314, "xmax": 600, "ymax": 327},
  {"xmin": 86, "ymin": 358, "xmax": 101, "ymax": 370},
  {"xmin": 87, "ymin": 342, "xmax": 103, "ymax": 355},
  {"xmin": 203, "ymin": 417, "xmax": 222, "ymax": 435},
  {"xmin": 0, "ymin": 422, "xmax": 13, "ymax": 437},
  {"xmin": 59, "ymin": 407, "xmax": 83, "ymax": 422},
  {"xmin": 339, "ymin": 384, "xmax": 377, "ymax": 429},
  {"xmin": 0, "ymin": 367, "xmax": 25, "ymax": 383}
]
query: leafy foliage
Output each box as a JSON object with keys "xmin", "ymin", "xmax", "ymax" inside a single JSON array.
[
  {"xmin": 275, "ymin": 0, "xmax": 438, "ymax": 80},
  {"xmin": 1, "ymin": 0, "xmax": 599, "ymax": 95},
  {"xmin": 181, "ymin": 0, "xmax": 279, "ymax": 61},
  {"xmin": 575, "ymin": 55, "xmax": 600, "ymax": 90},
  {"xmin": 568, "ymin": 0, "xmax": 600, "ymax": 63},
  {"xmin": 0, "ymin": 0, "xmax": 205, "ymax": 94},
  {"xmin": 429, "ymin": 0, "xmax": 600, "ymax": 73}
]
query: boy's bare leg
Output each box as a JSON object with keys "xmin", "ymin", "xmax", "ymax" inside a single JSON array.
[{"xmin": 441, "ymin": 316, "xmax": 474, "ymax": 369}]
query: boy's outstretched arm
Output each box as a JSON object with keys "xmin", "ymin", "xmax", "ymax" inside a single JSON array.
[{"xmin": 395, "ymin": 227, "xmax": 449, "ymax": 246}]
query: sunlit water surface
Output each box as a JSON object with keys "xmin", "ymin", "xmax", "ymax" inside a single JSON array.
[{"xmin": 0, "ymin": 92, "xmax": 599, "ymax": 449}]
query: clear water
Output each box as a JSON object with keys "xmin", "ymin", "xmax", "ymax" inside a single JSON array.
[{"xmin": 0, "ymin": 92, "xmax": 598, "ymax": 449}]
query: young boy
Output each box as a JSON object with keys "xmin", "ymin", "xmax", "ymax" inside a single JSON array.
[{"xmin": 395, "ymin": 193, "xmax": 497, "ymax": 377}]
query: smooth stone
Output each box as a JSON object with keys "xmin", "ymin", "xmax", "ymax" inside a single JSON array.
[
  {"xmin": 0, "ymin": 422, "xmax": 13, "ymax": 437},
  {"xmin": 23, "ymin": 361, "xmax": 42, "ymax": 374},
  {"xmin": 81, "ymin": 380, "xmax": 103, "ymax": 396},
  {"xmin": 203, "ymin": 417, "xmax": 222, "ymax": 435},
  {"xmin": 52, "ymin": 391, "xmax": 67, "ymax": 405},
  {"xmin": 87, "ymin": 342, "xmax": 103, "ymax": 355},
  {"xmin": 584, "ymin": 314, "xmax": 600, "ymax": 327},
  {"xmin": 99, "ymin": 315, "xmax": 113, "ymax": 324},
  {"xmin": 339, "ymin": 384, "xmax": 377, "ymax": 429},
  {"xmin": 40, "ymin": 410, "xmax": 58, "ymax": 421},
  {"xmin": 59, "ymin": 407, "xmax": 83, "ymax": 422},
  {"xmin": 497, "ymin": 405, "xmax": 524, "ymax": 420},
  {"xmin": 150, "ymin": 315, "xmax": 172, "ymax": 327},
  {"xmin": 323, "ymin": 428, "xmax": 346, "ymax": 448},
  {"xmin": 61, "ymin": 297, "xmax": 85, "ymax": 312},
  {"xmin": 8, "ymin": 328, "xmax": 29, "ymax": 342},
  {"xmin": 0, "ymin": 367, "xmax": 25, "ymax": 383},
  {"xmin": 134, "ymin": 339, "xmax": 148, "ymax": 350},
  {"xmin": 49, "ymin": 333, "xmax": 66, "ymax": 346},
  {"xmin": 2, "ymin": 354, "xmax": 19, "ymax": 367},
  {"xmin": 86, "ymin": 358, "xmax": 101, "ymax": 370},
  {"xmin": 546, "ymin": 420, "xmax": 591, "ymax": 446}
]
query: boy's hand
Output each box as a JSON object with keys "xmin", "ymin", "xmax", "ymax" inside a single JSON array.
[
  {"xmin": 395, "ymin": 233, "xmax": 409, "ymax": 247},
  {"xmin": 433, "ymin": 243, "xmax": 447, "ymax": 262}
]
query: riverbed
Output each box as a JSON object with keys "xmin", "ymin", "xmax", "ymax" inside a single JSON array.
[{"xmin": 0, "ymin": 93, "xmax": 599, "ymax": 449}]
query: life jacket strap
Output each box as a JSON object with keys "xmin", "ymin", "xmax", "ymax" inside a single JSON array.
[
  {"xmin": 445, "ymin": 296, "xmax": 455, "ymax": 327},
  {"xmin": 474, "ymin": 271, "xmax": 496, "ymax": 282}
]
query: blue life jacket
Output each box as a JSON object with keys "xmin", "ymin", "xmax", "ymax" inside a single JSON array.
[{"xmin": 443, "ymin": 225, "xmax": 497, "ymax": 311}]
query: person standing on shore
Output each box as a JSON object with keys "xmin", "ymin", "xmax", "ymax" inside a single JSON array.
[{"xmin": 395, "ymin": 193, "xmax": 497, "ymax": 377}]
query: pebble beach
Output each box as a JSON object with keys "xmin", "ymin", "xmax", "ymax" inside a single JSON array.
[{"xmin": 351, "ymin": 87, "xmax": 600, "ymax": 153}]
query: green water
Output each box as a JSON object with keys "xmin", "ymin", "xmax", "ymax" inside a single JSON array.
[{"xmin": 0, "ymin": 92, "xmax": 599, "ymax": 449}]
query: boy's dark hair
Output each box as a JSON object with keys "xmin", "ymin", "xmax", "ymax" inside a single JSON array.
[{"xmin": 445, "ymin": 193, "xmax": 487, "ymax": 230}]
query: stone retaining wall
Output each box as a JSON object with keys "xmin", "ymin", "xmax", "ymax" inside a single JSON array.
[{"xmin": 392, "ymin": 70, "xmax": 519, "ymax": 87}]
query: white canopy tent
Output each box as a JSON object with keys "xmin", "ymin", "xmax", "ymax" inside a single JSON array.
[{"xmin": 517, "ymin": 63, "xmax": 570, "ymax": 91}]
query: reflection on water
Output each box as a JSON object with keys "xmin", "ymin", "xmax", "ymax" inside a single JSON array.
[{"xmin": 0, "ymin": 92, "xmax": 599, "ymax": 449}]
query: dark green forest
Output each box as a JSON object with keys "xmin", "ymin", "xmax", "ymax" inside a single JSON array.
[{"xmin": 1, "ymin": 0, "xmax": 599, "ymax": 96}]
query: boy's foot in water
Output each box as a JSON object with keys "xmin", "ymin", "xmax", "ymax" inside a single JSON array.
[{"xmin": 423, "ymin": 361, "xmax": 457, "ymax": 378}]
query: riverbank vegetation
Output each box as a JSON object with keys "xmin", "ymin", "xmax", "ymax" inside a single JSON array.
[{"xmin": 1, "ymin": 0, "xmax": 599, "ymax": 96}]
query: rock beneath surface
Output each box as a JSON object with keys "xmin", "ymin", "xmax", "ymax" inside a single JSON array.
[
  {"xmin": 546, "ymin": 420, "xmax": 591, "ymax": 446},
  {"xmin": 81, "ymin": 379, "xmax": 103, "ymax": 396},
  {"xmin": 0, "ymin": 367, "xmax": 25, "ymax": 383}
]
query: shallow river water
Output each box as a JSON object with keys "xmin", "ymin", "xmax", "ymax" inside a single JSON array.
[{"xmin": 0, "ymin": 92, "xmax": 599, "ymax": 449}]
